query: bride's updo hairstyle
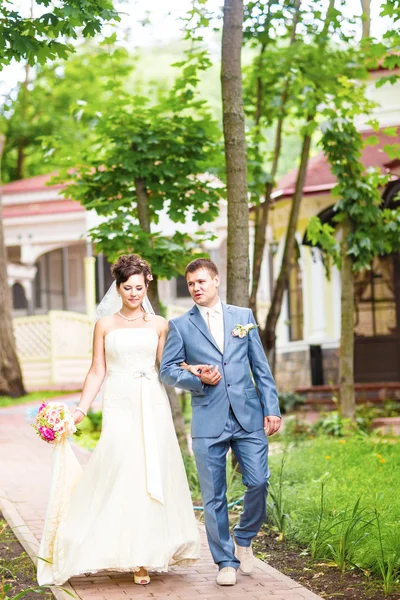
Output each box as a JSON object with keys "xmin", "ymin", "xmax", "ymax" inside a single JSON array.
[{"xmin": 111, "ymin": 254, "xmax": 153, "ymax": 288}]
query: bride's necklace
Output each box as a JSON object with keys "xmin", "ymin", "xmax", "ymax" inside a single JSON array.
[{"xmin": 118, "ymin": 310, "xmax": 144, "ymax": 322}]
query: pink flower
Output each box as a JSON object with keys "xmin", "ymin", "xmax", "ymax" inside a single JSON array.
[
  {"xmin": 54, "ymin": 422, "xmax": 65, "ymax": 434},
  {"xmin": 39, "ymin": 426, "xmax": 56, "ymax": 442},
  {"xmin": 39, "ymin": 402, "xmax": 47, "ymax": 413}
]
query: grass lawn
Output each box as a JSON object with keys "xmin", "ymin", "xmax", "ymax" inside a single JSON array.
[
  {"xmin": 0, "ymin": 390, "xmax": 79, "ymax": 409},
  {"xmin": 267, "ymin": 434, "xmax": 400, "ymax": 587}
]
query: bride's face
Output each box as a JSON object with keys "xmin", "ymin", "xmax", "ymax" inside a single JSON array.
[{"xmin": 118, "ymin": 274, "xmax": 147, "ymax": 310}]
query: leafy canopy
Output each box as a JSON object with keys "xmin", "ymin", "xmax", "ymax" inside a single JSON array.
[
  {"xmin": 0, "ymin": 0, "xmax": 119, "ymax": 68},
  {"xmin": 307, "ymin": 119, "xmax": 400, "ymax": 272},
  {"xmin": 53, "ymin": 50, "xmax": 225, "ymax": 277},
  {"xmin": 1, "ymin": 40, "xmax": 133, "ymax": 182}
]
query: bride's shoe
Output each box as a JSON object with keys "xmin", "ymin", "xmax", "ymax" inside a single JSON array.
[{"xmin": 134, "ymin": 569, "xmax": 150, "ymax": 585}]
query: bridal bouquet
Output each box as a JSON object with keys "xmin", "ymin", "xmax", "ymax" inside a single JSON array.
[{"xmin": 33, "ymin": 402, "xmax": 77, "ymax": 444}]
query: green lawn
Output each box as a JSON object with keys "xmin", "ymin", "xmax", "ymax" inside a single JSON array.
[
  {"xmin": 268, "ymin": 435, "xmax": 400, "ymax": 585},
  {"xmin": 0, "ymin": 390, "xmax": 79, "ymax": 408}
]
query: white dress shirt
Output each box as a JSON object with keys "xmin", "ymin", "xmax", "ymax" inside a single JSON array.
[{"xmin": 196, "ymin": 298, "xmax": 224, "ymax": 353}]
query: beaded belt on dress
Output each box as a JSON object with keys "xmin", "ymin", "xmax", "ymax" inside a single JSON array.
[{"xmin": 108, "ymin": 366, "xmax": 157, "ymax": 379}]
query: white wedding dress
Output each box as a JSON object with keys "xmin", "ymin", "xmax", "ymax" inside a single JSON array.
[{"xmin": 37, "ymin": 328, "xmax": 201, "ymax": 586}]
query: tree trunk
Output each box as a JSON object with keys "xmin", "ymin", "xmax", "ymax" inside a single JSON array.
[
  {"xmin": 166, "ymin": 388, "xmax": 188, "ymax": 450},
  {"xmin": 146, "ymin": 273, "xmax": 161, "ymax": 316},
  {"xmin": 222, "ymin": 0, "xmax": 249, "ymax": 307},
  {"xmin": 360, "ymin": 0, "xmax": 371, "ymax": 38},
  {"xmin": 262, "ymin": 126, "xmax": 313, "ymax": 371},
  {"xmin": 249, "ymin": 0, "xmax": 301, "ymax": 318},
  {"xmin": 16, "ymin": 146, "xmax": 25, "ymax": 181},
  {"xmin": 0, "ymin": 134, "xmax": 26, "ymax": 397},
  {"xmin": 16, "ymin": 61, "xmax": 31, "ymax": 180},
  {"xmin": 134, "ymin": 176, "xmax": 187, "ymax": 449},
  {"xmin": 339, "ymin": 219, "xmax": 356, "ymax": 418}
]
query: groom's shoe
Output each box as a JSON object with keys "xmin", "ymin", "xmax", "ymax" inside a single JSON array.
[
  {"xmin": 216, "ymin": 567, "xmax": 237, "ymax": 586},
  {"xmin": 235, "ymin": 541, "xmax": 254, "ymax": 575}
]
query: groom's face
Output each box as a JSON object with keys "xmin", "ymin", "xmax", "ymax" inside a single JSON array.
[{"xmin": 186, "ymin": 268, "xmax": 220, "ymax": 307}]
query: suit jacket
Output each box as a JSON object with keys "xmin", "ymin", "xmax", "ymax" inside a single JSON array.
[{"xmin": 159, "ymin": 302, "xmax": 280, "ymax": 438}]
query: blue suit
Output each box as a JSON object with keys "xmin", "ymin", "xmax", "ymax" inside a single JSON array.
[{"xmin": 160, "ymin": 302, "xmax": 280, "ymax": 569}]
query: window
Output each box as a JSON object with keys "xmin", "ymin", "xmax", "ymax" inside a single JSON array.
[
  {"xmin": 287, "ymin": 249, "xmax": 304, "ymax": 341},
  {"xmin": 176, "ymin": 275, "xmax": 191, "ymax": 298},
  {"xmin": 355, "ymin": 256, "xmax": 397, "ymax": 337},
  {"xmin": 12, "ymin": 283, "xmax": 27, "ymax": 310},
  {"xmin": 34, "ymin": 262, "xmax": 42, "ymax": 309}
]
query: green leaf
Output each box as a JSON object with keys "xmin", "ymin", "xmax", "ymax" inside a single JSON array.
[
  {"xmin": 382, "ymin": 126, "xmax": 398, "ymax": 137},
  {"xmin": 364, "ymin": 135, "xmax": 379, "ymax": 147}
]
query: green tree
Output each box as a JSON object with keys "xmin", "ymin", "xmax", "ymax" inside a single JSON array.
[
  {"xmin": 307, "ymin": 119, "xmax": 400, "ymax": 417},
  {"xmin": 243, "ymin": 0, "xmax": 372, "ymax": 369},
  {"xmin": 1, "ymin": 40, "xmax": 133, "ymax": 182},
  {"xmin": 305, "ymin": 0, "xmax": 400, "ymax": 417},
  {"xmin": 52, "ymin": 52, "xmax": 225, "ymax": 444},
  {"xmin": 0, "ymin": 0, "xmax": 117, "ymax": 397}
]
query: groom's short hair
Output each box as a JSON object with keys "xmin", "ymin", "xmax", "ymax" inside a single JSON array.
[{"xmin": 185, "ymin": 258, "xmax": 219, "ymax": 278}]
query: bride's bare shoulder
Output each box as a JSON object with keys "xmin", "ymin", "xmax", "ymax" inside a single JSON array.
[
  {"xmin": 147, "ymin": 314, "xmax": 168, "ymax": 332},
  {"xmin": 95, "ymin": 315, "xmax": 117, "ymax": 333}
]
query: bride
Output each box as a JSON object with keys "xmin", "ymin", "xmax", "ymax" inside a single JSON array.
[{"xmin": 37, "ymin": 254, "xmax": 201, "ymax": 586}]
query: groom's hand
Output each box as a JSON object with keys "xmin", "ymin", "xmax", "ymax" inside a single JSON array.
[
  {"xmin": 188, "ymin": 364, "xmax": 212, "ymax": 378},
  {"xmin": 264, "ymin": 416, "xmax": 281, "ymax": 436},
  {"xmin": 200, "ymin": 365, "xmax": 222, "ymax": 386}
]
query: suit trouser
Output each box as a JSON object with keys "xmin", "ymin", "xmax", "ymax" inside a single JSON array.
[{"xmin": 192, "ymin": 408, "xmax": 269, "ymax": 570}]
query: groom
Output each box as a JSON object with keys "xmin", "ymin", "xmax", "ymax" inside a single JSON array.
[{"xmin": 160, "ymin": 259, "xmax": 281, "ymax": 586}]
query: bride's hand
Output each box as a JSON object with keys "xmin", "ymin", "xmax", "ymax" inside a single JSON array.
[
  {"xmin": 73, "ymin": 410, "xmax": 86, "ymax": 425},
  {"xmin": 188, "ymin": 364, "xmax": 211, "ymax": 378}
]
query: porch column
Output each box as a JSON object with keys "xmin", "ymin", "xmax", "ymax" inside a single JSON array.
[
  {"xmin": 84, "ymin": 242, "xmax": 96, "ymax": 319},
  {"xmin": 45, "ymin": 253, "xmax": 51, "ymax": 311},
  {"xmin": 309, "ymin": 248, "xmax": 327, "ymax": 341},
  {"xmin": 21, "ymin": 280, "xmax": 34, "ymax": 316},
  {"xmin": 62, "ymin": 246, "xmax": 69, "ymax": 311}
]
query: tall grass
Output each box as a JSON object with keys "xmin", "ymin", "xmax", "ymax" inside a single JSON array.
[
  {"xmin": 267, "ymin": 454, "xmax": 290, "ymax": 540},
  {"xmin": 268, "ymin": 435, "xmax": 400, "ymax": 591}
]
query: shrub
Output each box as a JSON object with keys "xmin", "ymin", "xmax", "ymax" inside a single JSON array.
[{"xmin": 278, "ymin": 392, "xmax": 306, "ymax": 414}]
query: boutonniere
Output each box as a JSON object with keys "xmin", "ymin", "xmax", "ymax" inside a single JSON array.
[{"xmin": 232, "ymin": 323, "xmax": 258, "ymax": 338}]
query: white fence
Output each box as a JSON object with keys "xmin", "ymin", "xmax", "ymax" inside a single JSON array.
[
  {"xmin": 13, "ymin": 305, "xmax": 187, "ymax": 390},
  {"xmin": 13, "ymin": 311, "xmax": 93, "ymax": 390}
]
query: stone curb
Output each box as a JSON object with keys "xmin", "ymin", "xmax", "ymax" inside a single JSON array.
[{"xmin": 0, "ymin": 488, "xmax": 77, "ymax": 600}]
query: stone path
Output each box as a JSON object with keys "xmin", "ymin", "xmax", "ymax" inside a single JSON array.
[{"xmin": 0, "ymin": 397, "xmax": 322, "ymax": 600}]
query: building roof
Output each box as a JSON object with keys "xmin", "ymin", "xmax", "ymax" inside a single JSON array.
[
  {"xmin": 3, "ymin": 199, "xmax": 85, "ymax": 219},
  {"xmin": 1, "ymin": 172, "xmax": 86, "ymax": 219},
  {"xmin": 274, "ymin": 127, "xmax": 400, "ymax": 200},
  {"xmin": 1, "ymin": 172, "xmax": 64, "ymax": 194}
]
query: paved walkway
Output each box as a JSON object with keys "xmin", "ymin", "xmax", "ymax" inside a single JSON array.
[{"xmin": 0, "ymin": 397, "xmax": 322, "ymax": 600}]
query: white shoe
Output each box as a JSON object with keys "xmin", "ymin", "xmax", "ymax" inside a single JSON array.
[
  {"xmin": 216, "ymin": 567, "xmax": 237, "ymax": 586},
  {"xmin": 235, "ymin": 541, "xmax": 254, "ymax": 575}
]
